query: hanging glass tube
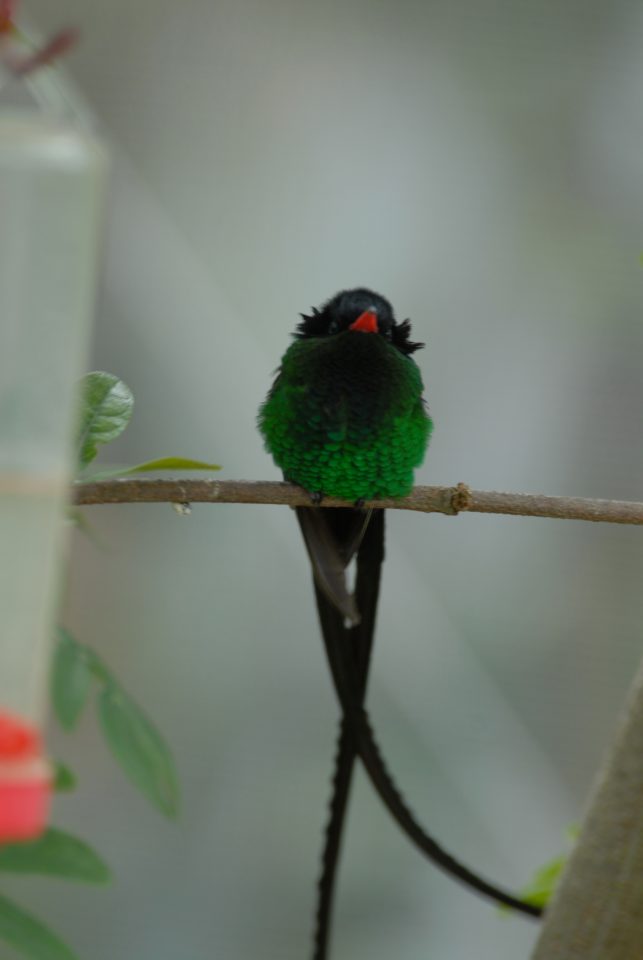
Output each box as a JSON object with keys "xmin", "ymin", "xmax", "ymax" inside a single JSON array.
[{"xmin": 0, "ymin": 110, "xmax": 106, "ymax": 840}]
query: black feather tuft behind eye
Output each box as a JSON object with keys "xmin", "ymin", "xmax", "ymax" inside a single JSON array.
[
  {"xmin": 391, "ymin": 319, "xmax": 424, "ymax": 355},
  {"xmin": 295, "ymin": 309, "xmax": 330, "ymax": 339}
]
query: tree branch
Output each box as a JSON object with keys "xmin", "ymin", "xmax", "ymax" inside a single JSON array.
[
  {"xmin": 530, "ymin": 653, "xmax": 643, "ymax": 959},
  {"xmin": 73, "ymin": 479, "xmax": 643, "ymax": 525}
]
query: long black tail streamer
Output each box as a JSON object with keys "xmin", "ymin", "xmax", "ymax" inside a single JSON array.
[
  {"xmin": 311, "ymin": 510, "xmax": 385, "ymax": 960},
  {"xmin": 315, "ymin": 532, "xmax": 543, "ymax": 920}
]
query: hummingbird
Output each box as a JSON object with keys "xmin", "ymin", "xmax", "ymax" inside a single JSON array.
[{"xmin": 259, "ymin": 288, "xmax": 541, "ymax": 958}]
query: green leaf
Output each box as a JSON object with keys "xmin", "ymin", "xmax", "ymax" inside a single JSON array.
[
  {"xmin": 120, "ymin": 456, "xmax": 221, "ymax": 473},
  {"xmin": 517, "ymin": 824, "xmax": 578, "ymax": 910},
  {"xmin": 82, "ymin": 456, "xmax": 221, "ymax": 482},
  {"xmin": 51, "ymin": 633, "xmax": 180, "ymax": 818},
  {"xmin": 0, "ymin": 893, "xmax": 79, "ymax": 960},
  {"xmin": 98, "ymin": 684, "xmax": 179, "ymax": 818},
  {"xmin": 51, "ymin": 629, "xmax": 92, "ymax": 731},
  {"xmin": 76, "ymin": 372, "xmax": 134, "ymax": 468},
  {"xmin": 52, "ymin": 762, "xmax": 76, "ymax": 793},
  {"xmin": 0, "ymin": 828, "xmax": 110, "ymax": 884},
  {"xmin": 520, "ymin": 854, "xmax": 567, "ymax": 908}
]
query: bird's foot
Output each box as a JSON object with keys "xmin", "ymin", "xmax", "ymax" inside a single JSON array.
[{"xmin": 310, "ymin": 490, "xmax": 324, "ymax": 505}]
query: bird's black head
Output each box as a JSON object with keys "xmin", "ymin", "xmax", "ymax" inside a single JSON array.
[{"xmin": 295, "ymin": 287, "xmax": 423, "ymax": 356}]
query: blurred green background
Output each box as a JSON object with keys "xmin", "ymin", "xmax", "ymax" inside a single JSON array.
[{"xmin": 6, "ymin": 1, "xmax": 643, "ymax": 957}]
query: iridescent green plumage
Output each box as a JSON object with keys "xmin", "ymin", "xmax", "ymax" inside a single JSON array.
[{"xmin": 259, "ymin": 325, "xmax": 432, "ymax": 500}]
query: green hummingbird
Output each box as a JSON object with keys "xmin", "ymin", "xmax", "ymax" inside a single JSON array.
[
  {"xmin": 259, "ymin": 289, "xmax": 541, "ymax": 959},
  {"xmin": 259, "ymin": 288, "xmax": 431, "ymax": 503},
  {"xmin": 259, "ymin": 288, "xmax": 430, "ymax": 622}
]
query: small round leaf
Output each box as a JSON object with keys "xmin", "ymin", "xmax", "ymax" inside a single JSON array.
[{"xmin": 76, "ymin": 372, "xmax": 134, "ymax": 468}]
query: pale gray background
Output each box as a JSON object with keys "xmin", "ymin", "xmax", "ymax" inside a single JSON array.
[{"xmin": 6, "ymin": 1, "xmax": 643, "ymax": 958}]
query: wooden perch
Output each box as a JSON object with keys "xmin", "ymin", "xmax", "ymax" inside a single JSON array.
[{"xmin": 73, "ymin": 479, "xmax": 643, "ymax": 525}]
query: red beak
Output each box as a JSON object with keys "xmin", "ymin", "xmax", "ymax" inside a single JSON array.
[{"xmin": 349, "ymin": 310, "xmax": 378, "ymax": 334}]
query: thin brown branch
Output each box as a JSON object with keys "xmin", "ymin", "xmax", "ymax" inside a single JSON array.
[{"xmin": 72, "ymin": 479, "xmax": 643, "ymax": 525}]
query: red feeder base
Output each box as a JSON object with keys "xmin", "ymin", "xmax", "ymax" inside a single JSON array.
[{"xmin": 0, "ymin": 712, "xmax": 51, "ymax": 843}]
